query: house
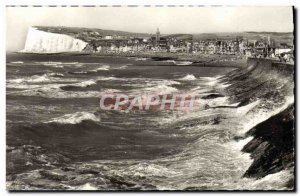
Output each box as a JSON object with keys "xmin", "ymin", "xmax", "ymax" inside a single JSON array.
[
  {"xmin": 104, "ymin": 35, "xmax": 112, "ymax": 40},
  {"xmin": 275, "ymin": 47, "xmax": 293, "ymax": 56}
]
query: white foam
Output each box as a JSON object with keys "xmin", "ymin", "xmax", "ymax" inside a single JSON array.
[
  {"xmin": 235, "ymin": 169, "xmax": 294, "ymax": 190},
  {"xmin": 248, "ymin": 170, "xmax": 293, "ymax": 190},
  {"xmin": 227, "ymin": 136, "xmax": 254, "ymax": 151},
  {"xmin": 179, "ymin": 74, "xmax": 197, "ymax": 81},
  {"xmin": 77, "ymin": 183, "xmax": 98, "ymax": 190},
  {"xmin": 239, "ymin": 96, "xmax": 294, "ymax": 135},
  {"xmin": 199, "ymin": 76, "xmax": 231, "ymax": 88},
  {"xmin": 236, "ymin": 100, "xmax": 260, "ymax": 116},
  {"xmin": 49, "ymin": 73, "xmax": 64, "ymax": 77},
  {"xmin": 10, "ymin": 61, "xmax": 24, "ymax": 64},
  {"xmin": 46, "ymin": 112, "xmax": 100, "ymax": 124},
  {"xmin": 206, "ymin": 97, "xmax": 231, "ymax": 107},
  {"xmin": 6, "ymin": 83, "xmax": 41, "ymax": 89},
  {"xmin": 165, "ymin": 60, "xmax": 176, "ymax": 64},
  {"xmin": 96, "ymin": 76, "xmax": 118, "ymax": 81},
  {"xmin": 11, "ymin": 89, "xmax": 101, "ymax": 98},
  {"xmin": 143, "ymin": 84, "xmax": 178, "ymax": 94},
  {"xmin": 174, "ymin": 61, "xmax": 193, "ymax": 66},
  {"xmin": 72, "ymin": 80, "xmax": 96, "ymax": 87},
  {"xmin": 71, "ymin": 71, "xmax": 88, "ymax": 74},
  {"xmin": 125, "ymin": 162, "xmax": 179, "ymax": 177},
  {"xmin": 135, "ymin": 58, "xmax": 148, "ymax": 61},
  {"xmin": 90, "ymin": 65, "xmax": 110, "ymax": 72},
  {"xmin": 118, "ymin": 65, "xmax": 128, "ymax": 69},
  {"xmin": 35, "ymin": 61, "xmax": 83, "ymax": 68},
  {"xmin": 7, "ymin": 73, "xmax": 63, "ymax": 84},
  {"xmin": 39, "ymin": 61, "xmax": 63, "ymax": 65},
  {"xmin": 7, "ymin": 81, "xmax": 102, "ymax": 98}
]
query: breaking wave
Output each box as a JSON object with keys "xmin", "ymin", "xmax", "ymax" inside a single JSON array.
[
  {"xmin": 179, "ymin": 74, "xmax": 197, "ymax": 80},
  {"xmin": 135, "ymin": 58, "xmax": 148, "ymax": 61},
  {"xmin": 174, "ymin": 61, "xmax": 193, "ymax": 66},
  {"xmin": 6, "ymin": 57, "xmax": 294, "ymax": 191},
  {"xmin": 60, "ymin": 80, "xmax": 96, "ymax": 89},
  {"xmin": 46, "ymin": 112, "xmax": 100, "ymax": 124},
  {"xmin": 7, "ymin": 73, "xmax": 67, "ymax": 84},
  {"xmin": 34, "ymin": 61, "xmax": 83, "ymax": 68},
  {"xmin": 90, "ymin": 65, "xmax": 110, "ymax": 72},
  {"xmin": 10, "ymin": 61, "xmax": 24, "ymax": 64},
  {"xmin": 142, "ymin": 84, "xmax": 178, "ymax": 94}
]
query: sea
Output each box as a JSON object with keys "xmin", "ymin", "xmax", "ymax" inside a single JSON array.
[{"xmin": 6, "ymin": 53, "xmax": 293, "ymax": 190}]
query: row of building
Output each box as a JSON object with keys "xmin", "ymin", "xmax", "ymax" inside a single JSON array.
[{"xmin": 81, "ymin": 28, "xmax": 294, "ymax": 63}]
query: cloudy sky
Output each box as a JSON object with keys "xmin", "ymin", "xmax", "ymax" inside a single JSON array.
[{"xmin": 6, "ymin": 6, "xmax": 294, "ymax": 51}]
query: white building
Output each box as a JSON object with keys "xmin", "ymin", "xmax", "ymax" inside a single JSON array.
[{"xmin": 104, "ymin": 35, "xmax": 113, "ymax": 40}]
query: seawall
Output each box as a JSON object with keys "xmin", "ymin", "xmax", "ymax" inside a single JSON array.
[
  {"xmin": 246, "ymin": 57, "xmax": 294, "ymax": 76},
  {"xmin": 222, "ymin": 58, "xmax": 294, "ymax": 183}
]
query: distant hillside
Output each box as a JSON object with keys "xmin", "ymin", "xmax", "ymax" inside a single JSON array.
[
  {"xmin": 161, "ymin": 34, "xmax": 193, "ymax": 41},
  {"xmin": 34, "ymin": 26, "xmax": 151, "ymax": 41},
  {"xmin": 192, "ymin": 32, "xmax": 293, "ymax": 44}
]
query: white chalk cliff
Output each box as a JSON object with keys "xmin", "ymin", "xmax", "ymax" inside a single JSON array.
[{"xmin": 21, "ymin": 27, "xmax": 88, "ymax": 53}]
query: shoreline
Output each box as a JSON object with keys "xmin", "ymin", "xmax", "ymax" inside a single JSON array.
[
  {"xmin": 221, "ymin": 58, "xmax": 294, "ymax": 182},
  {"xmin": 13, "ymin": 51, "xmax": 248, "ymax": 68}
]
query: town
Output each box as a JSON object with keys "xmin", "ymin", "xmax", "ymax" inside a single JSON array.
[{"xmin": 79, "ymin": 28, "xmax": 294, "ymax": 64}]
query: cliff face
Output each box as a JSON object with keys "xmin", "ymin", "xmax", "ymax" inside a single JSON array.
[{"xmin": 21, "ymin": 27, "xmax": 88, "ymax": 53}]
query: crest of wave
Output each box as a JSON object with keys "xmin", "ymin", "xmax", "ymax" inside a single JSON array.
[
  {"xmin": 179, "ymin": 74, "xmax": 197, "ymax": 81},
  {"xmin": 46, "ymin": 112, "xmax": 100, "ymax": 124}
]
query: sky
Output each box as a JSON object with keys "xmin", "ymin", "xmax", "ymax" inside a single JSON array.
[{"xmin": 6, "ymin": 6, "xmax": 294, "ymax": 51}]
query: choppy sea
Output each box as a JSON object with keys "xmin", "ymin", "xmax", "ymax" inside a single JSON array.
[{"xmin": 6, "ymin": 53, "xmax": 293, "ymax": 190}]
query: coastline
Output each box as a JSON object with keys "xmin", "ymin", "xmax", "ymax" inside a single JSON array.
[
  {"xmin": 6, "ymin": 53, "xmax": 295, "ymax": 190},
  {"xmin": 14, "ymin": 51, "xmax": 248, "ymax": 68},
  {"xmin": 221, "ymin": 58, "xmax": 294, "ymax": 183}
]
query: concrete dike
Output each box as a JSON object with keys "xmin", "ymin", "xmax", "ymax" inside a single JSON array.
[{"xmin": 220, "ymin": 57, "xmax": 294, "ymax": 183}]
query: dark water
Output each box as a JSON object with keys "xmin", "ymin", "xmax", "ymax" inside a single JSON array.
[{"xmin": 6, "ymin": 53, "xmax": 293, "ymax": 190}]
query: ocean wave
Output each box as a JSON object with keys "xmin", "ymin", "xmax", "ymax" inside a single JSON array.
[
  {"xmin": 7, "ymin": 73, "xmax": 64, "ymax": 84},
  {"xmin": 60, "ymin": 80, "xmax": 96, "ymax": 89},
  {"xmin": 245, "ymin": 169, "xmax": 294, "ymax": 190},
  {"xmin": 174, "ymin": 61, "xmax": 193, "ymax": 66},
  {"xmin": 9, "ymin": 61, "xmax": 24, "ymax": 64},
  {"xmin": 226, "ymin": 169, "xmax": 294, "ymax": 190},
  {"xmin": 179, "ymin": 74, "xmax": 197, "ymax": 81},
  {"xmin": 46, "ymin": 112, "xmax": 100, "ymax": 124},
  {"xmin": 96, "ymin": 76, "xmax": 118, "ymax": 81},
  {"xmin": 117, "ymin": 65, "xmax": 129, "ymax": 69},
  {"xmin": 143, "ymin": 84, "xmax": 178, "ymax": 94},
  {"xmin": 77, "ymin": 183, "xmax": 98, "ymax": 190},
  {"xmin": 90, "ymin": 65, "xmax": 110, "ymax": 72},
  {"xmin": 69, "ymin": 65, "xmax": 111, "ymax": 75},
  {"xmin": 49, "ymin": 73, "xmax": 64, "ymax": 77},
  {"xmin": 7, "ymin": 85, "xmax": 101, "ymax": 98},
  {"xmin": 6, "ymin": 72, "xmax": 77, "ymax": 90},
  {"xmin": 238, "ymin": 96, "xmax": 294, "ymax": 135},
  {"xmin": 199, "ymin": 76, "xmax": 231, "ymax": 88},
  {"xmin": 165, "ymin": 60, "xmax": 176, "ymax": 64},
  {"xmin": 69, "ymin": 71, "xmax": 88, "ymax": 75},
  {"xmin": 72, "ymin": 80, "xmax": 96, "ymax": 87},
  {"xmin": 37, "ymin": 61, "xmax": 64, "ymax": 68},
  {"xmin": 120, "ymin": 162, "xmax": 179, "ymax": 178},
  {"xmin": 35, "ymin": 61, "xmax": 83, "ymax": 68},
  {"xmin": 96, "ymin": 77, "xmax": 180, "ymax": 87},
  {"xmin": 164, "ymin": 60, "xmax": 193, "ymax": 66},
  {"xmin": 135, "ymin": 58, "xmax": 148, "ymax": 61}
]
